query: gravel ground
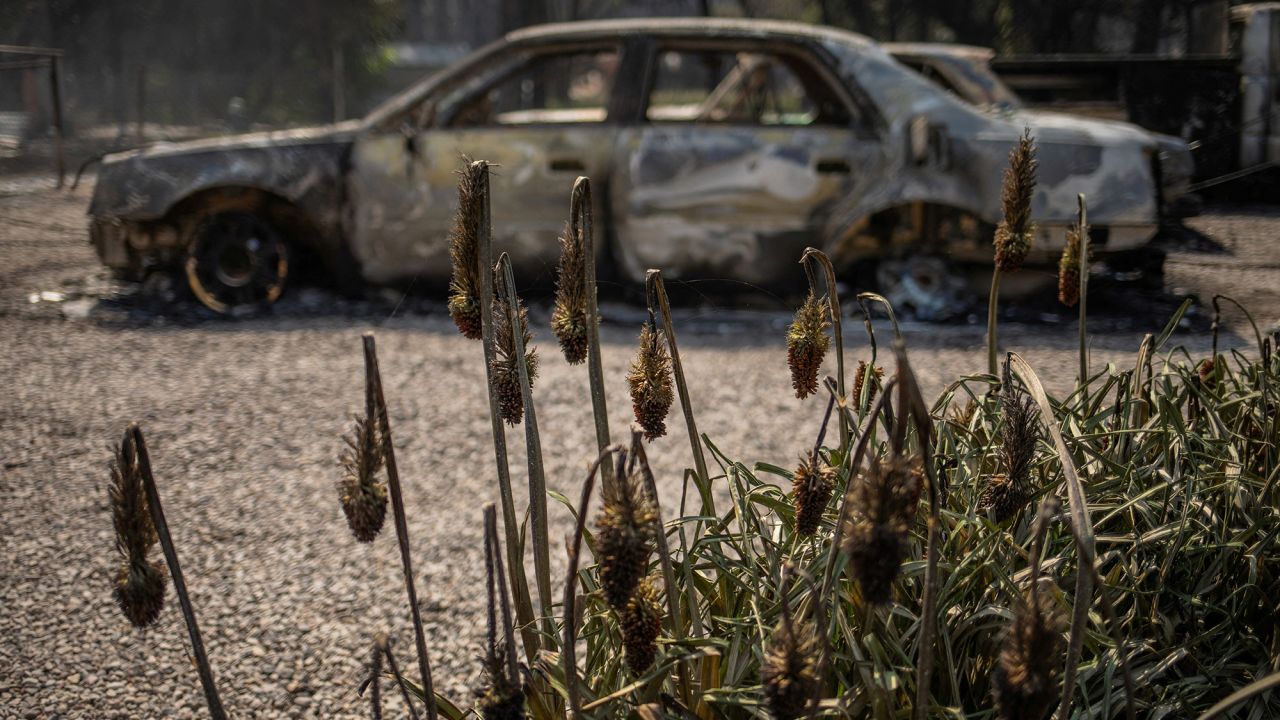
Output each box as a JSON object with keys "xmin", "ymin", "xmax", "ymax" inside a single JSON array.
[{"xmin": 1, "ymin": 177, "xmax": 1277, "ymax": 718}]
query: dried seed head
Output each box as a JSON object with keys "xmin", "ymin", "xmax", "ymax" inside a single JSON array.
[
  {"xmin": 792, "ymin": 456, "xmax": 837, "ymax": 536},
  {"xmin": 114, "ymin": 557, "xmax": 167, "ymax": 628},
  {"xmin": 852, "ymin": 361, "xmax": 884, "ymax": 406},
  {"xmin": 368, "ymin": 639, "xmax": 384, "ymax": 720},
  {"xmin": 476, "ymin": 646, "xmax": 526, "ymax": 720},
  {"xmin": 338, "ymin": 414, "xmax": 388, "ymax": 542},
  {"xmin": 448, "ymin": 163, "xmax": 484, "ymax": 339},
  {"xmin": 994, "ymin": 129, "xmax": 1038, "ymax": 273},
  {"xmin": 787, "ymin": 292, "xmax": 830, "ymax": 399},
  {"xmin": 761, "ymin": 616, "xmax": 820, "ymax": 720},
  {"xmin": 109, "ymin": 441, "xmax": 157, "ymax": 561},
  {"xmin": 491, "ymin": 280, "xmax": 538, "ymax": 426},
  {"xmin": 992, "ymin": 587, "xmax": 1065, "ymax": 720},
  {"xmin": 842, "ymin": 454, "xmax": 923, "ymax": 605},
  {"xmin": 628, "ymin": 322, "xmax": 674, "ymax": 441},
  {"xmin": 1057, "ymin": 223, "xmax": 1086, "ymax": 307},
  {"xmin": 981, "ymin": 369, "xmax": 1040, "ymax": 522},
  {"xmin": 622, "ymin": 577, "xmax": 663, "ymax": 675},
  {"xmin": 551, "ymin": 223, "xmax": 589, "ymax": 364},
  {"xmin": 596, "ymin": 467, "xmax": 658, "ymax": 611},
  {"xmin": 109, "ymin": 439, "xmax": 166, "ymax": 628}
]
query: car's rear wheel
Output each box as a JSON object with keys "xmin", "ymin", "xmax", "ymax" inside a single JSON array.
[{"xmin": 184, "ymin": 211, "xmax": 289, "ymax": 314}]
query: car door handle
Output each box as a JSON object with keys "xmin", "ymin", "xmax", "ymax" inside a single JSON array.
[
  {"xmin": 816, "ymin": 159, "xmax": 851, "ymax": 174},
  {"xmin": 549, "ymin": 158, "xmax": 586, "ymax": 172}
]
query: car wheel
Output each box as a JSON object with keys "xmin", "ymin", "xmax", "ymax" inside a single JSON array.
[{"xmin": 184, "ymin": 212, "xmax": 289, "ymax": 314}]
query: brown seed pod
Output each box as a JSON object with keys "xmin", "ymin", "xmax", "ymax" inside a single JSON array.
[
  {"xmin": 338, "ymin": 414, "xmax": 388, "ymax": 542},
  {"xmin": 491, "ymin": 281, "xmax": 538, "ymax": 426},
  {"xmin": 852, "ymin": 361, "xmax": 884, "ymax": 406},
  {"xmin": 621, "ymin": 577, "xmax": 663, "ymax": 675},
  {"xmin": 448, "ymin": 163, "xmax": 484, "ymax": 339},
  {"xmin": 596, "ymin": 467, "xmax": 658, "ymax": 611},
  {"xmin": 114, "ymin": 557, "xmax": 167, "ymax": 629},
  {"xmin": 761, "ymin": 615, "xmax": 820, "ymax": 720},
  {"xmin": 109, "ymin": 439, "xmax": 166, "ymax": 628},
  {"xmin": 994, "ymin": 129, "xmax": 1038, "ymax": 274},
  {"xmin": 792, "ymin": 456, "xmax": 837, "ymax": 536},
  {"xmin": 551, "ymin": 223, "xmax": 589, "ymax": 365},
  {"xmin": 1057, "ymin": 223, "xmax": 1085, "ymax": 308},
  {"xmin": 627, "ymin": 322, "xmax": 674, "ymax": 441},
  {"xmin": 992, "ymin": 587, "xmax": 1065, "ymax": 720},
  {"xmin": 786, "ymin": 292, "xmax": 830, "ymax": 399},
  {"xmin": 842, "ymin": 454, "xmax": 923, "ymax": 605},
  {"xmin": 980, "ymin": 368, "xmax": 1040, "ymax": 522}
]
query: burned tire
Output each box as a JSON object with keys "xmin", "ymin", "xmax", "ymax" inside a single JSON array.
[{"xmin": 184, "ymin": 212, "xmax": 289, "ymax": 314}]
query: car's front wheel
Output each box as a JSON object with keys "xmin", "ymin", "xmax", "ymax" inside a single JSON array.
[{"xmin": 184, "ymin": 211, "xmax": 289, "ymax": 314}]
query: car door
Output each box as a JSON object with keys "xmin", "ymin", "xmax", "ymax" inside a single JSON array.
[
  {"xmin": 610, "ymin": 39, "xmax": 883, "ymax": 286},
  {"xmin": 347, "ymin": 41, "xmax": 626, "ymax": 286}
]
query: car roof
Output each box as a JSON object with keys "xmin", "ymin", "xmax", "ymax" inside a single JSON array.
[
  {"xmin": 506, "ymin": 17, "xmax": 879, "ymax": 52},
  {"xmin": 881, "ymin": 42, "xmax": 995, "ymax": 62}
]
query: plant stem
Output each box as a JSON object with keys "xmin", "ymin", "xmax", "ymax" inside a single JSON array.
[
  {"xmin": 472, "ymin": 161, "xmax": 540, "ymax": 663},
  {"xmin": 572, "ymin": 177, "xmax": 613, "ymax": 491},
  {"xmin": 646, "ymin": 270, "xmax": 712, "ymax": 515},
  {"xmin": 562, "ymin": 446, "xmax": 615, "ymax": 718},
  {"xmin": 889, "ymin": 343, "xmax": 943, "ymax": 720},
  {"xmin": 1077, "ymin": 194, "xmax": 1090, "ymax": 389},
  {"xmin": 483, "ymin": 505, "xmax": 520, "ymax": 688},
  {"xmin": 987, "ymin": 267, "xmax": 1002, "ymax": 377},
  {"xmin": 128, "ymin": 424, "xmax": 227, "ymax": 720},
  {"xmin": 363, "ymin": 334, "xmax": 437, "ymax": 720},
  {"xmin": 379, "ymin": 634, "xmax": 422, "ymax": 720},
  {"xmin": 802, "ymin": 248, "xmax": 848, "ymax": 448},
  {"xmin": 497, "ymin": 253, "xmax": 556, "ymax": 647},
  {"xmin": 630, "ymin": 429, "xmax": 695, "ymax": 707}
]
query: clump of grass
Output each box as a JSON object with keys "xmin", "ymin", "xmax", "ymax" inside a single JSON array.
[
  {"xmin": 628, "ymin": 320, "xmax": 674, "ymax": 441},
  {"xmin": 843, "ymin": 453, "xmax": 923, "ymax": 605},
  {"xmin": 786, "ymin": 291, "xmax": 830, "ymax": 399}
]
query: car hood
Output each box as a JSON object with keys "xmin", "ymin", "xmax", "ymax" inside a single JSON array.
[
  {"xmin": 91, "ymin": 122, "xmax": 359, "ymax": 222},
  {"xmin": 101, "ymin": 121, "xmax": 362, "ymax": 165}
]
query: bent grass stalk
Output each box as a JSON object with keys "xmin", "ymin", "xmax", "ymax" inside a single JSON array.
[
  {"xmin": 363, "ymin": 334, "xmax": 437, "ymax": 720},
  {"xmin": 571, "ymin": 177, "xmax": 613, "ymax": 489},
  {"xmin": 128, "ymin": 425, "xmax": 227, "ymax": 720},
  {"xmin": 469, "ymin": 161, "xmax": 539, "ymax": 663},
  {"xmin": 645, "ymin": 269, "xmax": 712, "ymax": 516},
  {"xmin": 563, "ymin": 446, "xmax": 619, "ymax": 718},
  {"xmin": 802, "ymin": 247, "xmax": 848, "ymax": 447},
  {"xmin": 1006, "ymin": 352, "xmax": 1098, "ymax": 720},
  {"xmin": 497, "ymin": 253, "xmax": 555, "ymax": 648}
]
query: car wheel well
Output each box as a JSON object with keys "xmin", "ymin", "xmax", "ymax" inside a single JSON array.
[
  {"xmin": 166, "ymin": 186, "xmax": 329, "ymax": 282},
  {"xmin": 833, "ymin": 201, "xmax": 993, "ymax": 269}
]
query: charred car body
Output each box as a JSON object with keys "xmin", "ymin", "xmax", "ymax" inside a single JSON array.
[{"xmin": 89, "ymin": 18, "xmax": 1193, "ymax": 315}]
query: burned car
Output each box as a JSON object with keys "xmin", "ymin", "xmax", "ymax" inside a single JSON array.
[{"xmin": 89, "ymin": 18, "xmax": 1192, "ymax": 315}]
